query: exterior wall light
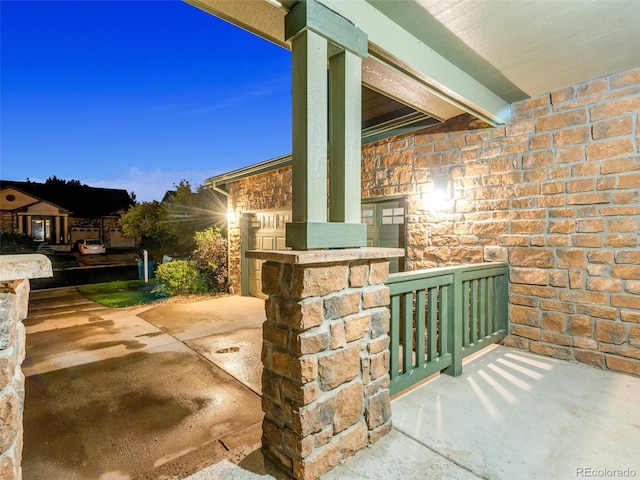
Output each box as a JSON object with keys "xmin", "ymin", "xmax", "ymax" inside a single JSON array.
[
  {"xmin": 227, "ymin": 209, "xmax": 237, "ymax": 225},
  {"xmin": 421, "ymin": 177, "xmax": 454, "ymax": 213}
]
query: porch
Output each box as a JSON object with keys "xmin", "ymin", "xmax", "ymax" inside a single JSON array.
[{"xmin": 198, "ymin": 343, "xmax": 640, "ymax": 479}]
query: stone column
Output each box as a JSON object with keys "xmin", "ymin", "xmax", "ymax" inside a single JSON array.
[
  {"xmin": 0, "ymin": 255, "xmax": 52, "ymax": 479},
  {"xmin": 247, "ymin": 247, "xmax": 403, "ymax": 480}
]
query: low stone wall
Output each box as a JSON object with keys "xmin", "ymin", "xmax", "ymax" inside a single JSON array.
[
  {"xmin": 249, "ymin": 248, "xmax": 402, "ymax": 480},
  {"xmin": 0, "ymin": 255, "xmax": 52, "ymax": 479}
]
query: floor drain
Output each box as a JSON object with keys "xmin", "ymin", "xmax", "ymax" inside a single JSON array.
[{"xmin": 216, "ymin": 346, "xmax": 240, "ymax": 353}]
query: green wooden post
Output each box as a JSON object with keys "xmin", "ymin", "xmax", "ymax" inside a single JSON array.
[
  {"xmin": 402, "ymin": 292, "xmax": 414, "ymax": 373},
  {"xmin": 415, "ymin": 289, "xmax": 425, "ymax": 367},
  {"xmin": 329, "ymin": 49, "xmax": 361, "ymax": 224},
  {"xmin": 290, "ymin": 29, "xmax": 328, "ymax": 225},
  {"xmin": 500, "ymin": 268, "xmax": 509, "ymax": 331},
  {"xmin": 390, "ymin": 294, "xmax": 400, "ymax": 380},
  {"xmin": 427, "ymin": 288, "xmax": 438, "ymax": 362},
  {"xmin": 445, "ymin": 271, "xmax": 463, "ymax": 377},
  {"xmin": 284, "ymin": 0, "xmax": 368, "ymax": 249},
  {"xmin": 462, "ymin": 279, "xmax": 470, "ymax": 348}
]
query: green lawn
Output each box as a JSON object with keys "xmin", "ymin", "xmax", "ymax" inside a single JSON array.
[{"xmin": 77, "ymin": 279, "xmax": 166, "ymax": 307}]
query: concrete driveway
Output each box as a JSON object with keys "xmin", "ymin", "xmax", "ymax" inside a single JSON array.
[{"xmin": 23, "ymin": 289, "xmax": 266, "ymax": 480}]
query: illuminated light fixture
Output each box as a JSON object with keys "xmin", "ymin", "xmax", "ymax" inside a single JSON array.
[
  {"xmin": 421, "ymin": 177, "xmax": 454, "ymax": 213},
  {"xmin": 227, "ymin": 209, "xmax": 237, "ymax": 224}
]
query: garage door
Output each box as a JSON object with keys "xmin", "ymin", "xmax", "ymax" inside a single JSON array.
[
  {"xmin": 243, "ymin": 201, "xmax": 405, "ymax": 298},
  {"xmin": 247, "ymin": 210, "xmax": 289, "ymax": 298}
]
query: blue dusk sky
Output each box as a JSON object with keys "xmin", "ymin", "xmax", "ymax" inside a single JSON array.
[{"xmin": 1, "ymin": 0, "xmax": 292, "ymax": 202}]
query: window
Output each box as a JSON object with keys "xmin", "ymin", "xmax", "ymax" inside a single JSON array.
[{"xmin": 381, "ymin": 207, "xmax": 404, "ymax": 225}]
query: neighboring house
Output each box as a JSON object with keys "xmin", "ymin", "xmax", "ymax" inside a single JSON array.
[{"xmin": 0, "ymin": 180, "xmax": 137, "ymax": 250}]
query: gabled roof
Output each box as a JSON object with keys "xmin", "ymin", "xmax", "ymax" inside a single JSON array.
[{"xmin": 0, "ymin": 180, "xmax": 134, "ymax": 217}]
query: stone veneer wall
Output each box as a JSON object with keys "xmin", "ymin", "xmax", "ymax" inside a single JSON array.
[
  {"xmin": 255, "ymin": 251, "xmax": 396, "ymax": 480},
  {"xmin": 227, "ymin": 167, "xmax": 292, "ymax": 294},
  {"xmin": 0, "ymin": 255, "xmax": 52, "ymax": 479},
  {"xmin": 227, "ymin": 66, "xmax": 640, "ymax": 376}
]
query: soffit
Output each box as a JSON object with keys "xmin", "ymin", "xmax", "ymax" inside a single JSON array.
[{"xmin": 366, "ymin": 0, "xmax": 640, "ymax": 101}]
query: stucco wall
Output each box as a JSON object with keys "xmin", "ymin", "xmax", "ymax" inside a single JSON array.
[{"xmin": 226, "ymin": 66, "xmax": 640, "ymax": 376}]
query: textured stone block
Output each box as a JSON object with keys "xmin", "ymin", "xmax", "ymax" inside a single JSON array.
[
  {"xmin": 292, "ymin": 265, "xmax": 348, "ymax": 298},
  {"xmin": 334, "ymin": 381, "xmax": 363, "ymax": 433},
  {"xmin": 594, "ymin": 321, "xmax": 627, "ymax": 344},
  {"xmin": 567, "ymin": 316, "xmax": 594, "ymax": 337},
  {"xmin": 294, "ymin": 396, "xmax": 337, "ymax": 438},
  {"xmin": 368, "ymin": 261, "xmax": 389, "ymax": 285},
  {"xmin": 510, "ymin": 267, "xmax": 549, "ymax": 286},
  {"xmin": 0, "ymin": 354, "xmax": 15, "ymax": 392},
  {"xmin": 329, "ymin": 322, "xmax": 346, "ymax": 350},
  {"xmin": 510, "ymin": 324, "xmax": 540, "ymax": 341},
  {"xmin": 292, "ymin": 328, "xmax": 330, "ymax": 355},
  {"xmin": 611, "ymin": 294, "xmax": 640, "ymax": 310},
  {"xmin": 349, "ymin": 263, "xmax": 368, "ymax": 288},
  {"xmin": 586, "ymin": 277, "xmax": 622, "ymax": 293},
  {"xmin": 0, "ymin": 392, "xmax": 20, "ymax": 454},
  {"xmin": 510, "ymin": 305, "xmax": 540, "ymax": 327},
  {"xmin": 541, "ymin": 312, "xmax": 565, "ymax": 332},
  {"xmin": 362, "ymin": 285, "xmax": 390, "ymax": 309},
  {"xmin": 324, "ymin": 292, "xmax": 360, "ymax": 320},
  {"xmin": 575, "ymin": 350, "xmax": 605, "ymax": 368},
  {"xmin": 271, "ymin": 350, "xmax": 318, "ymax": 384},
  {"xmin": 541, "ymin": 331, "xmax": 572, "ymax": 346},
  {"xmin": 341, "ymin": 422, "xmax": 367, "ymax": 458},
  {"xmin": 263, "ymin": 322, "xmax": 288, "ymax": 349},
  {"xmin": 282, "ymin": 379, "xmax": 319, "ymax": 407},
  {"xmin": 318, "ymin": 345, "xmax": 360, "ymax": 391},
  {"xmin": 529, "ymin": 342, "xmax": 572, "ymax": 360},
  {"xmin": 293, "ymin": 438, "xmax": 341, "ymax": 480},
  {"xmin": 369, "ymin": 350, "xmax": 390, "ymax": 380},
  {"xmin": 0, "ymin": 455, "xmax": 17, "ymax": 480},
  {"xmin": 605, "ymin": 355, "xmax": 640, "ymax": 376},
  {"xmin": 278, "ymin": 298, "xmax": 324, "ymax": 331},
  {"xmin": 370, "ymin": 309, "xmax": 390, "ymax": 338},
  {"xmin": 365, "ymin": 390, "xmax": 391, "ymax": 430},
  {"xmin": 557, "ymin": 249, "xmax": 586, "ymax": 268},
  {"xmin": 283, "ymin": 427, "xmax": 314, "ymax": 458},
  {"xmin": 262, "ymin": 262, "xmax": 281, "ymax": 295},
  {"xmin": 344, "ymin": 314, "xmax": 371, "ymax": 342}
]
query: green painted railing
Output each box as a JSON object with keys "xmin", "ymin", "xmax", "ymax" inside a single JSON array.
[{"xmin": 386, "ymin": 262, "xmax": 509, "ymax": 395}]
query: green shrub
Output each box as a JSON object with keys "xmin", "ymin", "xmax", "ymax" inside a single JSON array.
[
  {"xmin": 154, "ymin": 260, "xmax": 208, "ymax": 296},
  {"xmin": 0, "ymin": 230, "xmax": 38, "ymax": 254},
  {"xmin": 192, "ymin": 227, "xmax": 228, "ymax": 292}
]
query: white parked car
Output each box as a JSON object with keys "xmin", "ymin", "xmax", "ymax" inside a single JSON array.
[{"xmin": 78, "ymin": 239, "xmax": 106, "ymax": 255}]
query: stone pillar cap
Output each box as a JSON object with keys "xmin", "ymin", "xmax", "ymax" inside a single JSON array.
[
  {"xmin": 0, "ymin": 254, "xmax": 53, "ymax": 281},
  {"xmin": 246, "ymin": 247, "xmax": 404, "ymax": 264}
]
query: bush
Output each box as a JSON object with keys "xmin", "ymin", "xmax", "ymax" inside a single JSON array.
[
  {"xmin": 0, "ymin": 230, "xmax": 38, "ymax": 254},
  {"xmin": 192, "ymin": 227, "xmax": 228, "ymax": 292},
  {"xmin": 154, "ymin": 260, "xmax": 208, "ymax": 296}
]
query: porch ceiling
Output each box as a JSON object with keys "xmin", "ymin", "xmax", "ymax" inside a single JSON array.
[{"xmin": 186, "ymin": 0, "xmax": 640, "ymax": 126}]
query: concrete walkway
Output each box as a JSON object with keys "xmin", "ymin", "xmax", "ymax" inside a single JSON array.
[
  {"xmin": 192, "ymin": 344, "xmax": 640, "ymax": 480},
  {"xmin": 23, "ymin": 290, "xmax": 267, "ymax": 480}
]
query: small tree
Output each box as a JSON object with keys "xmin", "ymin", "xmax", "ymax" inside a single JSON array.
[
  {"xmin": 119, "ymin": 200, "xmax": 174, "ymax": 255},
  {"xmin": 192, "ymin": 227, "xmax": 228, "ymax": 292}
]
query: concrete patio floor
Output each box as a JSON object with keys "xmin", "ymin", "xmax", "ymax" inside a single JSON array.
[{"xmin": 195, "ymin": 344, "xmax": 640, "ymax": 480}]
